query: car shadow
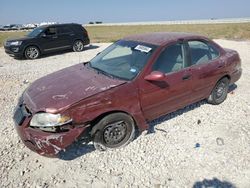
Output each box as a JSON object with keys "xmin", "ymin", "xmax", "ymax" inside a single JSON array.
[
  {"xmin": 83, "ymin": 44, "xmax": 100, "ymax": 50},
  {"xmin": 147, "ymin": 99, "xmax": 207, "ymax": 134},
  {"xmin": 59, "ymin": 83, "xmax": 238, "ymax": 160},
  {"xmin": 13, "ymin": 44, "xmax": 100, "ymax": 60},
  {"xmin": 58, "ymin": 126, "xmax": 95, "ymax": 160},
  {"xmin": 58, "ymin": 139, "xmax": 95, "ymax": 160},
  {"xmin": 147, "ymin": 83, "xmax": 238, "ymax": 134},
  {"xmin": 193, "ymin": 178, "xmax": 236, "ymax": 188},
  {"xmin": 228, "ymin": 83, "xmax": 237, "ymax": 93}
]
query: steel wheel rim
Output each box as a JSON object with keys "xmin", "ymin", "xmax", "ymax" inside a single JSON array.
[
  {"xmin": 215, "ymin": 82, "xmax": 226, "ymax": 99},
  {"xmin": 103, "ymin": 121, "xmax": 127, "ymax": 146},
  {"xmin": 26, "ymin": 47, "xmax": 39, "ymax": 59},
  {"xmin": 74, "ymin": 41, "xmax": 83, "ymax": 51}
]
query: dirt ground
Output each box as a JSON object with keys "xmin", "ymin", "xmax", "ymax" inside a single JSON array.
[{"xmin": 0, "ymin": 40, "xmax": 249, "ymax": 188}]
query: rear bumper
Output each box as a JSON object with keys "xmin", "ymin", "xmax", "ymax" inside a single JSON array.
[
  {"xmin": 83, "ymin": 37, "xmax": 90, "ymax": 46},
  {"xmin": 14, "ymin": 106, "xmax": 87, "ymax": 157},
  {"xmin": 230, "ymin": 68, "xmax": 242, "ymax": 84}
]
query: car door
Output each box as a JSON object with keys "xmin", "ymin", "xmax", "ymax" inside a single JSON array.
[
  {"xmin": 186, "ymin": 40, "xmax": 224, "ymax": 102},
  {"xmin": 57, "ymin": 26, "xmax": 74, "ymax": 48},
  {"xmin": 139, "ymin": 42, "xmax": 193, "ymax": 121},
  {"xmin": 38, "ymin": 26, "xmax": 61, "ymax": 52}
]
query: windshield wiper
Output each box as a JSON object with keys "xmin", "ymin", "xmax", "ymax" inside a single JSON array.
[
  {"xmin": 89, "ymin": 64, "xmax": 115, "ymax": 79},
  {"xmin": 89, "ymin": 62, "xmax": 129, "ymax": 81}
]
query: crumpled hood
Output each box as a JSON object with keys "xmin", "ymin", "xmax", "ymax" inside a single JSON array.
[{"xmin": 23, "ymin": 63, "xmax": 126, "ymax": 113}]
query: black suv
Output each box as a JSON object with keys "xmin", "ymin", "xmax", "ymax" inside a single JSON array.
[{"xmin": 4, "ymin": 23, "xmax": 90, "ymax": 59}]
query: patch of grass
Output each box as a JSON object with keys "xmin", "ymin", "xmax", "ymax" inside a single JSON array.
[
  {"xmin": 86, "ymin": 23, "xmax": 250, "ymax": 43},
  {"xmin": 0, "ymin": 23, "xmax": 250, "ymax": 47},
  {"xmin": 0, "ymin": 31, "xmax": 28, "ymax": 46}
]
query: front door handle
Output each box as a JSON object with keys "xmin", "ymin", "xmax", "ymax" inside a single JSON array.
[{"xmin": 182, "ymin": 75, "xmax": 191, "ymax": 80}]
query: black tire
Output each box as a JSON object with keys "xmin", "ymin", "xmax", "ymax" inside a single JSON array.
[
  {"xmin": 24, "ymin": 46, "xmax": 40, "ymax": 59},
  {"xmin": 207, "ymin": 77, "xmax": 229, "ymax": 105},
  {"xmin": 92, "ymin": 113, "xmax": 135, "ymax": 151},
  {"xmin": 73, "ymin": 40, "xmax": 84, "ymax": 52}
]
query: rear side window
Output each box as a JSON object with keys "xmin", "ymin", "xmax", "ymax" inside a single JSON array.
[
  {"xmin": 188, "ymin": 40, "xmax": 219, "ymax": 65},
  {"xmin": 153, "ymin": 43, "xmax": 184, "ymax": 74},
  {"xmin": 57, "ymin": 26, "xmax": 72, "ymax": 34}
]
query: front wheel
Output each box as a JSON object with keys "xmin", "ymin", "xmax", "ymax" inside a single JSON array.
[
  {"xmin": 207, "ymin": 77, "xmax": 229, "ymax": 105},
  {"xmin": 24, "ymin": 46, "xmax": 40, "ymax": 59},
  {"xmin": 92, "ymin": 113, "xmax": 135, "ymax": 151},
  {"xmin": 73, "ymin": 40, "xmax": 84, "ymax": 52}
]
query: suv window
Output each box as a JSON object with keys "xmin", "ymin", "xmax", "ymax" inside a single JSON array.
[
  {"xmin": 153, "ymin": 43, "xmax": 184, "ymax": 74},
  {"xmin": 58, "ymin": 26, "xmax": 72, "ymax": 34},
  {"xmin": 188, "ymin": 40, "xmax": 219, "ymax": 65},
  {"xmin": 45, "ymin": 27, "xmax": 56, "ymax": 35}
]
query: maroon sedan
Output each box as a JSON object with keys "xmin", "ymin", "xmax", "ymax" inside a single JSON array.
[{"xmin": 13, "ymin": 32, "xmax": 242, "ymax": 157}]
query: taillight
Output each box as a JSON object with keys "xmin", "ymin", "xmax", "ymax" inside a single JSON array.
[
  {"xmin": 235, "ymin": 53, "xmax": 241, "ymax": 70},
  {"xmin": 83, "ymin": 30, "xmax": 88, "ymax": 37}
]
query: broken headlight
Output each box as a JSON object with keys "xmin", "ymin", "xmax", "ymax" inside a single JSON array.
[{"xmin": 30, "ymin": 113, "xmax": 72, "ymax": 127}]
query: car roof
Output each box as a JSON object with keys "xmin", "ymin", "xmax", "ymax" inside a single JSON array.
[
  {"xmin": 38, "ymin": 23, "xmax": 81, "ymax": 29},
  {"xmin": 123, "ymin": 32, "xmax": 207, "ymax": 46}
]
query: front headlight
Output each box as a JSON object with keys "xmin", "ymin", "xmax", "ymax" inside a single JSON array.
[
  {"xmin": 30, "ymin": 113, "xmax": 72, "ymax": 127},
  {"xmin": 10, "ymin": 41, "xmax": 22, "ymax": 46}
]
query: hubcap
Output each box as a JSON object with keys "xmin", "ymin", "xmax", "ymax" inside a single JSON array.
[
  {"xmin": 26, "ymin": 47, "xmax": 39, "ymax": 59},
  {"xmin": 103, "ymin": 121, "xmax": 127, "ymax": 145},
  {"xmin": 74, "ymin": 41, "xmax": 83, "ymax": 51}
]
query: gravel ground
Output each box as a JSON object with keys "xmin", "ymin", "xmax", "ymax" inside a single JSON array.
[{"xmin": 0, "ymin": 40, "xmax": 249, "ymax": 188}]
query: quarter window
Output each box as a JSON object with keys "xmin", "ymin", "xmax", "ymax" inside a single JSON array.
[
  {"xmin": 188, "ymin": 40, "xmax": 219, "ymax": 65},
  {"xmin": 153, "ymin": 43, "xmax": 184, "ymax": 74}
]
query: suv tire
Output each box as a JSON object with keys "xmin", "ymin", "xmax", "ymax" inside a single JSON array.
[
  {"xmin": 73, "ymin": 40, "xmax": 84, "ymax": 52},
  {"xmin": 24, "ymin": 46, "xmax": 40, "ymax": 59}
]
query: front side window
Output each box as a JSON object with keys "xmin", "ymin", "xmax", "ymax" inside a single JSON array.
[
  {"xmin": 188, "ymin": 40, "xmax": 219, "ymax": 65},
  {"xmin": 45, "ymin": 27, "xmax": 56, "ymax": 35},
  {"xmin": 153, "ymin": 43, "xmax": 184, "ymax": 74},
  {"xmin": 90, "ymin": 40, "xmax": 156, "ymax": 80}
]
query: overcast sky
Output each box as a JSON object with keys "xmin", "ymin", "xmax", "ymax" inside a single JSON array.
[{"xmin": 0, "ymin": 0, "xmax": 250, "ymax": 25}]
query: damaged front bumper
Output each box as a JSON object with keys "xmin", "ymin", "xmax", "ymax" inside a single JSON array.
[{"xmin": 13, "ymin": 105, "xmax": 87, "ymax": 157}]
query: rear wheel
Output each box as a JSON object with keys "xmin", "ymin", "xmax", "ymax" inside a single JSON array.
[
  {"xmin": 92, "ymin": 113, "xmax": 135, "ymax": 151},
  {"xmin": 207, "ymin": 77, "xmax": 229, "ymax": 105},
  {"xmin": 73, "ymin": 40, "xmax": 84, "ymax": 52},
  {"xmin": 24, "ymin": 46, "xmax": 40, "ymax": 59}
]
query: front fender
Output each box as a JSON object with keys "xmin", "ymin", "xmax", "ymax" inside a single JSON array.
[{"xmin": 67, "ymin": 83, "xmax": 148, "ymax": 132}]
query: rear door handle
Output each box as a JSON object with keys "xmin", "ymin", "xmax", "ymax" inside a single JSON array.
[
  {"xmin": 52, "ymin": 36, "xmax": 58, "ymax": 39},
  {"xmin": 182, "ymin": 75, "xmax": 191, "ymax": 80}
]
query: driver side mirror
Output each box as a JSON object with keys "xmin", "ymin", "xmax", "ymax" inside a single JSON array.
[
  {"xmin": 41, "ymin": 33, "xmax": 47, "ymax": 38},
  {"xmin": 144, "ymin": 71, "xmax": 165, "ymax": 81}
]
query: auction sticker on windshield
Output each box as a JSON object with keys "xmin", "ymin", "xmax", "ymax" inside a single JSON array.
[{"xmin": 134, "ymin": 45, "xmax": 152, "ymax": 53}]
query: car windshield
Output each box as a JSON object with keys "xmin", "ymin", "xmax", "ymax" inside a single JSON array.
[
  {"xmin": 27, "ymin": 27, "xmax": 44, "ymax": 37},
  {"xmin": 89, "ymin": 40, "xmax": 156, "ymax": 80}
]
